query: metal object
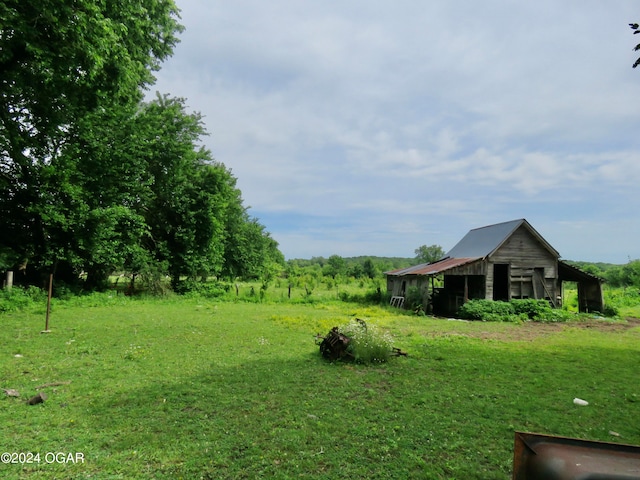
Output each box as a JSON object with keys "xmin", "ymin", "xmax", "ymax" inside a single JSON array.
[
  {"xmin": 513, "ymin": 431, "xmax": 640, "ymax": 480},
  {"xmin": 317, "ymin": 327, "xmax": 352, "ymax": 361}
]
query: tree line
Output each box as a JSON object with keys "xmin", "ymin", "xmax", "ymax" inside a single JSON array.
[
  {"xmin": 0, "ymin": 1, "xmax": 283, "ymax": 292},
  {"xmin": 568, "ymin": 260, "xmax": 640, "ymax": 289}
]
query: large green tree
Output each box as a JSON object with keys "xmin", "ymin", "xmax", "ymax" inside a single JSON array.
[
  {"xmin": 0, "ymin": 0, "xmax": 183, "ymax": 278},
  {"xmin": 127, "ymin": 95, "xmax": 224, "ymax": 288},
  {"xmin": 32, "ymin": 93, "xmax": 282, "ymax": 289},
  {"xmin": 0, "ymin": 1, "xmax": 284, "ymax": 290},
  {"xmin": 13, "ymin": 92, "xmax": 283, "ymax": 288}
]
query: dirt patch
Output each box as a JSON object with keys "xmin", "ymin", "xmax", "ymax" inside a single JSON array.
[
  {"xmin": 432, "ymin": 317, "xmax": 640, "ymax": 342},
  {"xmin": 570, "ymin": 317, "xmax": 640, "ymax": 332}
]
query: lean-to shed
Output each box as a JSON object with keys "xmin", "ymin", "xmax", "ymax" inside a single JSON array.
[{"xmin": 385, "ymin": 219, "xmax": 604, "ymax": 315}]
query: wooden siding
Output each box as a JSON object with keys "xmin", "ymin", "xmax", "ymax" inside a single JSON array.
[
  {"xmin": 487, "ymin": 225, "xmax": 559, "ymax": 302},
  {"xmin": 443, "ymin": 261, "xmax": 487, "ymax": 276},
  {"xmin": 387, "ymin": 275, "xmax": 428, "ymax": 298}
]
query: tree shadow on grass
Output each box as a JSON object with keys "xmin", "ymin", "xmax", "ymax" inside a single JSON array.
[{"xmin": 82, "ymin": 341, "xmax": 640, "ymax": 479}]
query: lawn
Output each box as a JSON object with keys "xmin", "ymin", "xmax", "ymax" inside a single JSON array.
[{"xmin": 1, "ymin": 297, "xmax": 639, "ymax": 479}]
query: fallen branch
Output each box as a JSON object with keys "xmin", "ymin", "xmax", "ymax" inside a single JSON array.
[
  {"xmin": 391, "ymin": 347, "xmax": 408, "ymax": 357},
  {"xmin": 36, "ymin": 381, "xmax": 71, "ymax": 390}
]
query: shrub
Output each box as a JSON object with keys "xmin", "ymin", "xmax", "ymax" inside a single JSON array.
[
  {"xmin": 511, "ymin": 299, "xmax": 553, "ymax": 319},
  {"xmin": 458, "ymin": 298, "xmax": 574, "ymax": 322},
  {"xmin": 337, "ymin": 287, "xmax": 390, "ymax": 306},
  {"xmin": 404, "ymin": 286, "xmax": 426, "ymax": 312},
  {"xmin": 0, "ymin": 286, "xmax": 47, "ymax": 313},
  {"xmin": 602, "ymin": 304, "xmax": 619, "ymax": 317},
  {"xmin": 174, "ymin": 280, "xmax": 228, "ymax": 298},
  {"xmin": 338, "ymin": 319, "xmax": 394, "ymax": 364},
  {"xmin": 458, "ymin": 299, "xmax": 515, "ymax": 321}
]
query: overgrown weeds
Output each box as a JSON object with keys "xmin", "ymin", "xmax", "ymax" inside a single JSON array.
[
  {"xmin": 458, "ymin": 298, "xmax": 574, "ymax": 322},
  {"xmin": 337, "ymin": 319, "xmax": 395, "ymax": 363},
  {"xmin": 0, "ymin": 286, "xmax": 46, "ymax": 313}
]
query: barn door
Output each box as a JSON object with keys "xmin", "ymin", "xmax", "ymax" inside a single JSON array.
[{"xmin": 492, "ymin": 264, "xmax": 510, "ymax": 301}]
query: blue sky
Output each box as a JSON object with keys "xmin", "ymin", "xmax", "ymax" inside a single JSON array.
[{"xmin": 150, "ymin": 1, "xmax": 640, "ymax": 263}]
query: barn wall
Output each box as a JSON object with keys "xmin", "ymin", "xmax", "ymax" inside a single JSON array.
[
  {"xmin": 445, "ymin": 261, "xmax": 487, "ymax": 276},
  {"xmin": 387, "ymin": 275, "xmax": 430, "ymax": 308},
  {"xmin": 487, "ymin": 225, "xmax": 559, "ymax": 303},
  {"xmin": 578, "ymin": 281, "xmax": 604, "ymax": 313}
]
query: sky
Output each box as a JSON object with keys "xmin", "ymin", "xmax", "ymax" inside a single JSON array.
[{"xmin": 149, "ymin": 1, "xmax": 640, "ymax": 263}]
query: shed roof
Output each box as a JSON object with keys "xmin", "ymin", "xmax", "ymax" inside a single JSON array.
[
  {"xmin": 386, "ymin": 257, "xmax": 480, "ymax": 276},
  {"xmin": 445, "ymin": 218, "xmax": 559, "ymax": 259},
  {"xmin": 558, "ymin": 261, "xmax": 604, "ymax": 283}
]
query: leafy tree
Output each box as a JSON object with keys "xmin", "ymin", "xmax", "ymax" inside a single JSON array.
[
  {"xmin": 362, "ymin": 258, "xmax": 377, "ymax": 279},
  {"xmin": 414, "ymin": 244, "xmax": 445, "ymax": 264},
  {"xmin": 620, "ymin": 260, "xmax": 640, "ymax": 287},
  {"xmin": 324, "ymin": 255, "xmax": 346, "ymax": 279},
  {"xmin": 39, "ymin": 100, "xmax": 152, "ymax": 288},
  {"xmin": 128, "ymin": 95, "xmax": 224, "ymax": 287},
  {"xmin": 0, "ymin": 2, "xmax": 287, "ymax": 292},
  {"xmin": 0, "ymin": 0, "xmax": 182, "ymax": 144},
  {"xmin": 348, "ymin": 262, "xmax": 364, "ymax": 279},
  {"xmin": 223, "ymin": 217, "xmax": 283, "ymax": 281},
  {"xmin": 0, "ymin": 0, "xmax": 182, "ymax": 279}
]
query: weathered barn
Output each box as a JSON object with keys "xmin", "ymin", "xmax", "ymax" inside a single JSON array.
[{"xmin": 386, "ymin": 219, "xmax": 604, "ymax": 315}]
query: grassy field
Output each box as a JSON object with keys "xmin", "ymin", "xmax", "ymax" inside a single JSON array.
[{"xmin": 1, "ymin": 295, "xmax": 639, "ymax": 479}]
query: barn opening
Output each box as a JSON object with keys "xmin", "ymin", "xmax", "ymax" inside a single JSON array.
[{"xmin": 493, "ymin": 263, "xmax": 510, "ymax": 301}]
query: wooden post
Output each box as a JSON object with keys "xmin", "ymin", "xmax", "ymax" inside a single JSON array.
[
  {"xmin": 464, "ymin": 275, "xmax": 469, "ymax": 303},
  {"xmin": 43, "ymin": 273, "xmax": 53, "ymax": 333},
  {"xmin": 5, "ymin": 271, "xmax": 13, "ymax": 290}
]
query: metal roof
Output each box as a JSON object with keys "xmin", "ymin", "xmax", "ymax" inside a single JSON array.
[
  {"xmin": 445, "ymin": 218, "xmax": 559, "ymax": 259},
  {"xmin": 386, "ymin": 219, "xmax": 562, "ymax": 278},
  {"xmin": 386, "ymin": 257, "xmax": 480, "ymax": 276},
  {"xmin": 558, "ymin": 261, "xmax": 604, "ymax": 282}
]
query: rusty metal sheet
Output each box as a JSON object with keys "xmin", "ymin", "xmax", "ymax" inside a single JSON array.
[
  {"xmin": 513, "ymin": 431, "xmax": 640, "ymax": 480},
  {"xmin": 385, "ymin": 257, "xmax": 480, "ymax": 276}
]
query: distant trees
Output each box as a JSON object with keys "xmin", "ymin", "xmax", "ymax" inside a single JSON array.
[
  {"xmin": 604, "ymin": 260, "xmax": 640, "ymax": 288},
  {"xmin": 285, "ymin": 256, "xmax": 413, "ymax": 284},
  {"xmin": 414, "ymin": 244, "xmax": 445, "ymax": 264},
  {"xmin": 362, "ymin": 259, "xmax": 377, "ymax": 279},
  {"xmin": 568, "ymin": 260, "xmax": 640, "ymax": 288},
  {"xmin": 323, "ymin": 255, "xmax": 347, "ymax": 278}
]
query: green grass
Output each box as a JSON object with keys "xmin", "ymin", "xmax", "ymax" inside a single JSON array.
[{"xmin": 1, "ymin": 298, "xmax": 639, "ymax": 479}]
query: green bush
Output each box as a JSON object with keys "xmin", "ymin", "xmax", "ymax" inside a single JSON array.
[
  {"xmin": 605, "ymin": 288, "xmax": 640, "ymax": 310},
  {"xmin": 458, "ymin": 299, "xmax": 515, "ymax": 321},
  {"xmin": 458, "ymin": 298, "xmax": 574, "ymax": 322},
  {"xmin": 404, "ymin": 286, "xmax": 426, "ymax": 312},
  {"xmin": 338, "ymin": 287, "xmax": 390, "ymax": 306},
  {"xmin": 175, "ymin": 280, "xmax": 228, "ymax": 298},
  {"xmin": 0, "ymin": 286, "xmax": 47, "ymax": 313},
  {"xmin": 338, "ymin": 319, "xmax": 393, "ymax": 364},
  {"xmin": 511, "ymin": 299, "xmax": 553, "ymax": 319}
]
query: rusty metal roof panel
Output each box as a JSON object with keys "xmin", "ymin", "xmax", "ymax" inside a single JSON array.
[
  {"xmin": 385, "ymin": 257, "xmax": 481, "ymax": 276},
  {"xmin": 513, "ymin": 431, "xmax": 640, "ymax": 480}
]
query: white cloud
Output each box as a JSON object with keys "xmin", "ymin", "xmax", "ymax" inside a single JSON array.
[{"xmin": 150, "ymin": 0, "xmax": 640, "ymax": 263}]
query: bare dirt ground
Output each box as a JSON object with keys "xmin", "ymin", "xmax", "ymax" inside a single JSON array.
[{"xmin": 467, "ymin": 317, "xmax": 640, "ymax": 342}]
